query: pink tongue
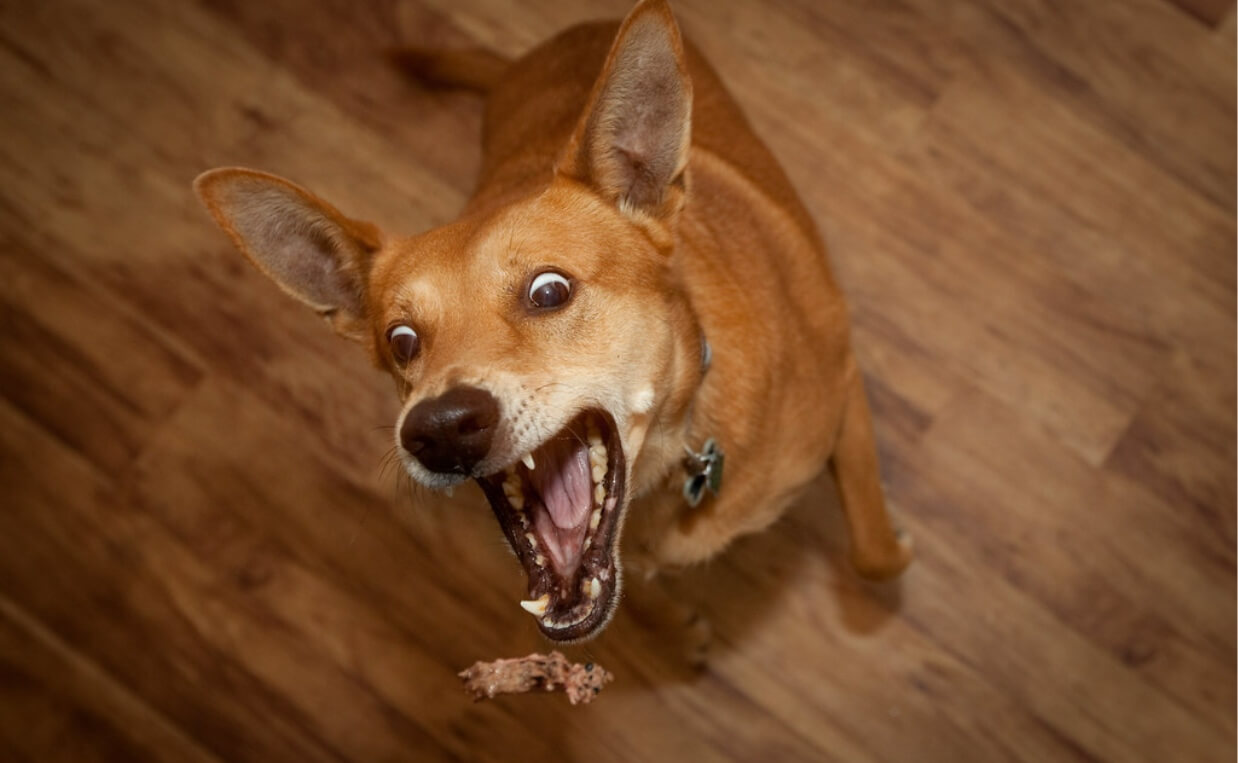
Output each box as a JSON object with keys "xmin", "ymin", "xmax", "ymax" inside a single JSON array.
[{"xmin": 529, "ymin": 435, "xmax": 591, "ymax": 531}]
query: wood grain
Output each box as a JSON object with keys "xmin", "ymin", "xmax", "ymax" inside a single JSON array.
[{"xmin": 0, "ymin": 0, "xmax": 1233, "ymax": 761}]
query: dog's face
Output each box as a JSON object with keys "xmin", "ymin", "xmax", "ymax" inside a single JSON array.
[
  {"xmin": 372, "ymin": 180, "xmax": 699, "ymax": 639},
  {"xmin": 195, "ymin": 0, "xmax": 695, "ymax": 641}
]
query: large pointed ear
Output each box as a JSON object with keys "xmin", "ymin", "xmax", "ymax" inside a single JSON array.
[
  {"xmin": 558, "ymin": 0, "xmax": 693, "ymax": 224},
  {"xmin": 193, "ymin": 168, "xmax": 382, "ymax": 340}
]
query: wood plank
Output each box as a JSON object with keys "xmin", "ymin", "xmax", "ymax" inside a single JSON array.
[
  {"xmin": 0, "ymin": 228, "xmax": 203, "ymax": 474},
  {"xmin": 0, "ymin": 596, "xmax": 221, "ymax": 763},
  {"xmin": 0, "ymin": 396, "xmax": 458, "ymax": 761},
  {"xmin": 929, "ymin": 0, "xmax": 1236, "ymax": 210},
  {"xmin": 895, "ymin": 387, "xmax": 1235, "ymax": 737},
  {"xmin": 1164, "ymin": 0, "xmax": 1235, "ymax": 27}
]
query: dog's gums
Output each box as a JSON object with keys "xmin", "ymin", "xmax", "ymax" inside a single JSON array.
[{"xmin": 477, "ymin": 410, "xmax": 626, "ymax": 641}]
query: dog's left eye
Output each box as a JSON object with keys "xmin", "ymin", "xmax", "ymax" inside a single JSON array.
[
  {"xmin": 386, "ymin": 324, "xmax": 420, "ymax": 364},
  {"xmin": 528, "ymin": 271, "xmax": 572, "ymax": 309}
]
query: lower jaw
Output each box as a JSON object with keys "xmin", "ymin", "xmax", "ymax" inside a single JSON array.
[{"xmin": 476, "ymin": 479, "xmax": 623, "ymax": 641}]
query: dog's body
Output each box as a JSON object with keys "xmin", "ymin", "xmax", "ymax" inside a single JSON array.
[{"xmin": 196, "ymin": 0, "xmax": 910, "ymax": 645}]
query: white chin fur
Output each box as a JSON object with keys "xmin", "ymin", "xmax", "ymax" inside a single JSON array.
[{"xmin": 397, "ymin": 451, "xmax": 471, "ymax": 490}]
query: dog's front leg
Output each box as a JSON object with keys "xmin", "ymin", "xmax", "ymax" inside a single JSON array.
[
  {"xmin": 624, "ymin": 551, "xmax": 712, "ymax": 668},
  {"xmin": 828, "ymin": 367, "xmax": 914, "ymax": 580}
]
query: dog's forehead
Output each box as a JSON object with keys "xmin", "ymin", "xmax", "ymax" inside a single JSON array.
[
  {"xmin": 372, "ymin": 187, "xmax": 625, "ymax": 317},
  {"xmin": 471, "ymin": 188, "xmax": 621, "ymax": 275}
]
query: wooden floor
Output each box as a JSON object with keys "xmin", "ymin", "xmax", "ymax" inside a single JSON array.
[{"xmin": 1, "ymin": 0, "xmax": 1234, "ymax": 760}]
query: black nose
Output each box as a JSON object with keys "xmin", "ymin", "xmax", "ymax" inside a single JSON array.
[{"xmin": 401, "ymin": 386, "xmax": 500, "ymax": 475}]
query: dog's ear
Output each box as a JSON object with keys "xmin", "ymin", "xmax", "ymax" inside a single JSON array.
[
  {"xmin": 193, "ymin": 168, "xmax": 381, "ymax": 340},
  {"xmin": 559, "ymin": 0, "xmax": 692, "ymax": 224}
]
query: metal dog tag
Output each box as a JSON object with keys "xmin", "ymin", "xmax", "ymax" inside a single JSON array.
[{"xmin": 682, "ymin": 438, "xmax": 725, "ymax": 507}]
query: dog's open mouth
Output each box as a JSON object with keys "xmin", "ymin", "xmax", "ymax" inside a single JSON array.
[{"xmin": 477, "ymin": 409, "xmax": 626, "ymax": 641}]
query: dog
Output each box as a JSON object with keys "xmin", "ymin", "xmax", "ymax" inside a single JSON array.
[{"xmin": 194, "ymin": 0, "xmax": 911, "ymax": 646}]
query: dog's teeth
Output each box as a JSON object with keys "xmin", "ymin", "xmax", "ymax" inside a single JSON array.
[
  {"xmin": 594, "ymin": 484, "xmax": 606, "ymax": 506},
  {"xmin": 535, "ymin": 553, "xmax": 546, "ymax": 567},
  {"xmin": 582, "ymin": 537, "xmax": 591, "ymax": 551},
  {"xmin": 591, "ymin": 462, "xmax": 606, "ymax": 483},
  {"xmin": 503, "ymin": 472, "xmax": 524, "ymax": 509},
  {"xmin": 525, "ymin": 533, "xmax": 538, "ymax": 549},
  {"xmin": 520, "ymin": 594, "xmax": 549, "ymax": 617},
  {"xmin": 588, "ymin": 577, "xmax": 602, "ymax": 599},
  {"xmin": 589, "ymin": 507, "xmax": 601, "ymax": 531},
  {"xmin": 521, "ymin": 452, "xmax": 535, "ymax": 470},
  {"xmin": 589, "ymin": 444, "xmax": 606, "ymax": 466}
]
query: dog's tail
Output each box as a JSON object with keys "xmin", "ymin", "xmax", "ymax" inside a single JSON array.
[{"xmin": 388, "ymin": 47, "xmax": 511, "ymax": 93}]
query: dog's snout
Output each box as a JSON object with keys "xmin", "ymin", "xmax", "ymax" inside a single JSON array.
[{"xmin": 401, "ymin": 386, "xmax": 500, "ymax": 475}]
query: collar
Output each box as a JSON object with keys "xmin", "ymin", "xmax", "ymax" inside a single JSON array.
[{"xmin": 682, "ymin": 330, "xmax": 722, "ymax": 507}]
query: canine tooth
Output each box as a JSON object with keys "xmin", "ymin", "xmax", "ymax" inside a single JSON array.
[
  {"xmin": 522, "ymin": 452, "xmax": 535, "ymax": 470},
  {"xmin": 520, "ymin": 595, "xmax": 549, "ymax": 617},
  {"xmin": 588, "ymin": 578, "xmax": 601, "ymax": 599},
  {"xmin": 525, "ymin": 533, "xmax": 538, "ymax": 549},
  {"xmin": 589, "ymin": 508, "xmax": 601, "ymax": 531},
  {"xmin": 594, "ymin": 484, "xmax": 606, "ymax": 505}
]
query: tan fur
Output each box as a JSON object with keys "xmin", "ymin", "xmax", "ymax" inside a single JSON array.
[{"xmin": 194, "ymin": 0, "xmax": 911, "ymax": 644}]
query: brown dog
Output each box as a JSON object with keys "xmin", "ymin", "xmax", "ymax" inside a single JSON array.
[{"xmin": 194, "ymin": 0, "xmax": 911, "ymax": 644}]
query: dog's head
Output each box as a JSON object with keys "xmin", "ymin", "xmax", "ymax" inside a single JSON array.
[{"xmin": 195, "ymin": 0, "xmax": 699, "ymax": 640}]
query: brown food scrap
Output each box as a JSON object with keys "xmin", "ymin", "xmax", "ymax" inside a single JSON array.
[{"xmin": 458, "ymin": 651, "xmax": 613, "ymax": 705}]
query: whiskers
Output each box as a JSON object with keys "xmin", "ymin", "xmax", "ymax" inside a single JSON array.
[{"xmin": 378, "ymin": 445, "xmax": 416, "ymax": 504}]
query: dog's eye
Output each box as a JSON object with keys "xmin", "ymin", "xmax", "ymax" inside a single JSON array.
[
  {"xmin": 386, "ymin": 324, "xmax": 420, "ymax": 364},
  {"xmin": 528, "ymin": 272, "xmax": 571, "ymax": 309}
]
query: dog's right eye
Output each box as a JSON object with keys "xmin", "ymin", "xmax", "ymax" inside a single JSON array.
[{"xmin": 386, "ymin": 324, "xmax": 420, "ymax": 364}]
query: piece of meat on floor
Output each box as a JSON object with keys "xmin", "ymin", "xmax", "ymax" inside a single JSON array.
[{"xmin": 458, "ymin": 651, "xmax": 613, "ymax": 705}]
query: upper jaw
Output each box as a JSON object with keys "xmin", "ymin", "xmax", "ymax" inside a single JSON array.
[{"xmin": 476, "ymin": 408, "xmax": 627, "ymax": 641}]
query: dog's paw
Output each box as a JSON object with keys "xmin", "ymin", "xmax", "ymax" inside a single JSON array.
[
  {"xmin": 624, "ymin": 574, "xmax": 713, "ymax": 668},
  {"xmin": 684, "ymin": 611, "xmax": 712, "ymax": 669},
  {"xmin": 852, "ymin": 528, "xmax": 914, "ymax": 581}
]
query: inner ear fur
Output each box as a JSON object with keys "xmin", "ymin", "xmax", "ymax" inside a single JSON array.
[
  {"xmin": 193, "ymin": 168, "xmax": 381, "ymax": 338},
  {"xmin": 559, "ymin": 0, "xmax": 693, "ymax": 222}
]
